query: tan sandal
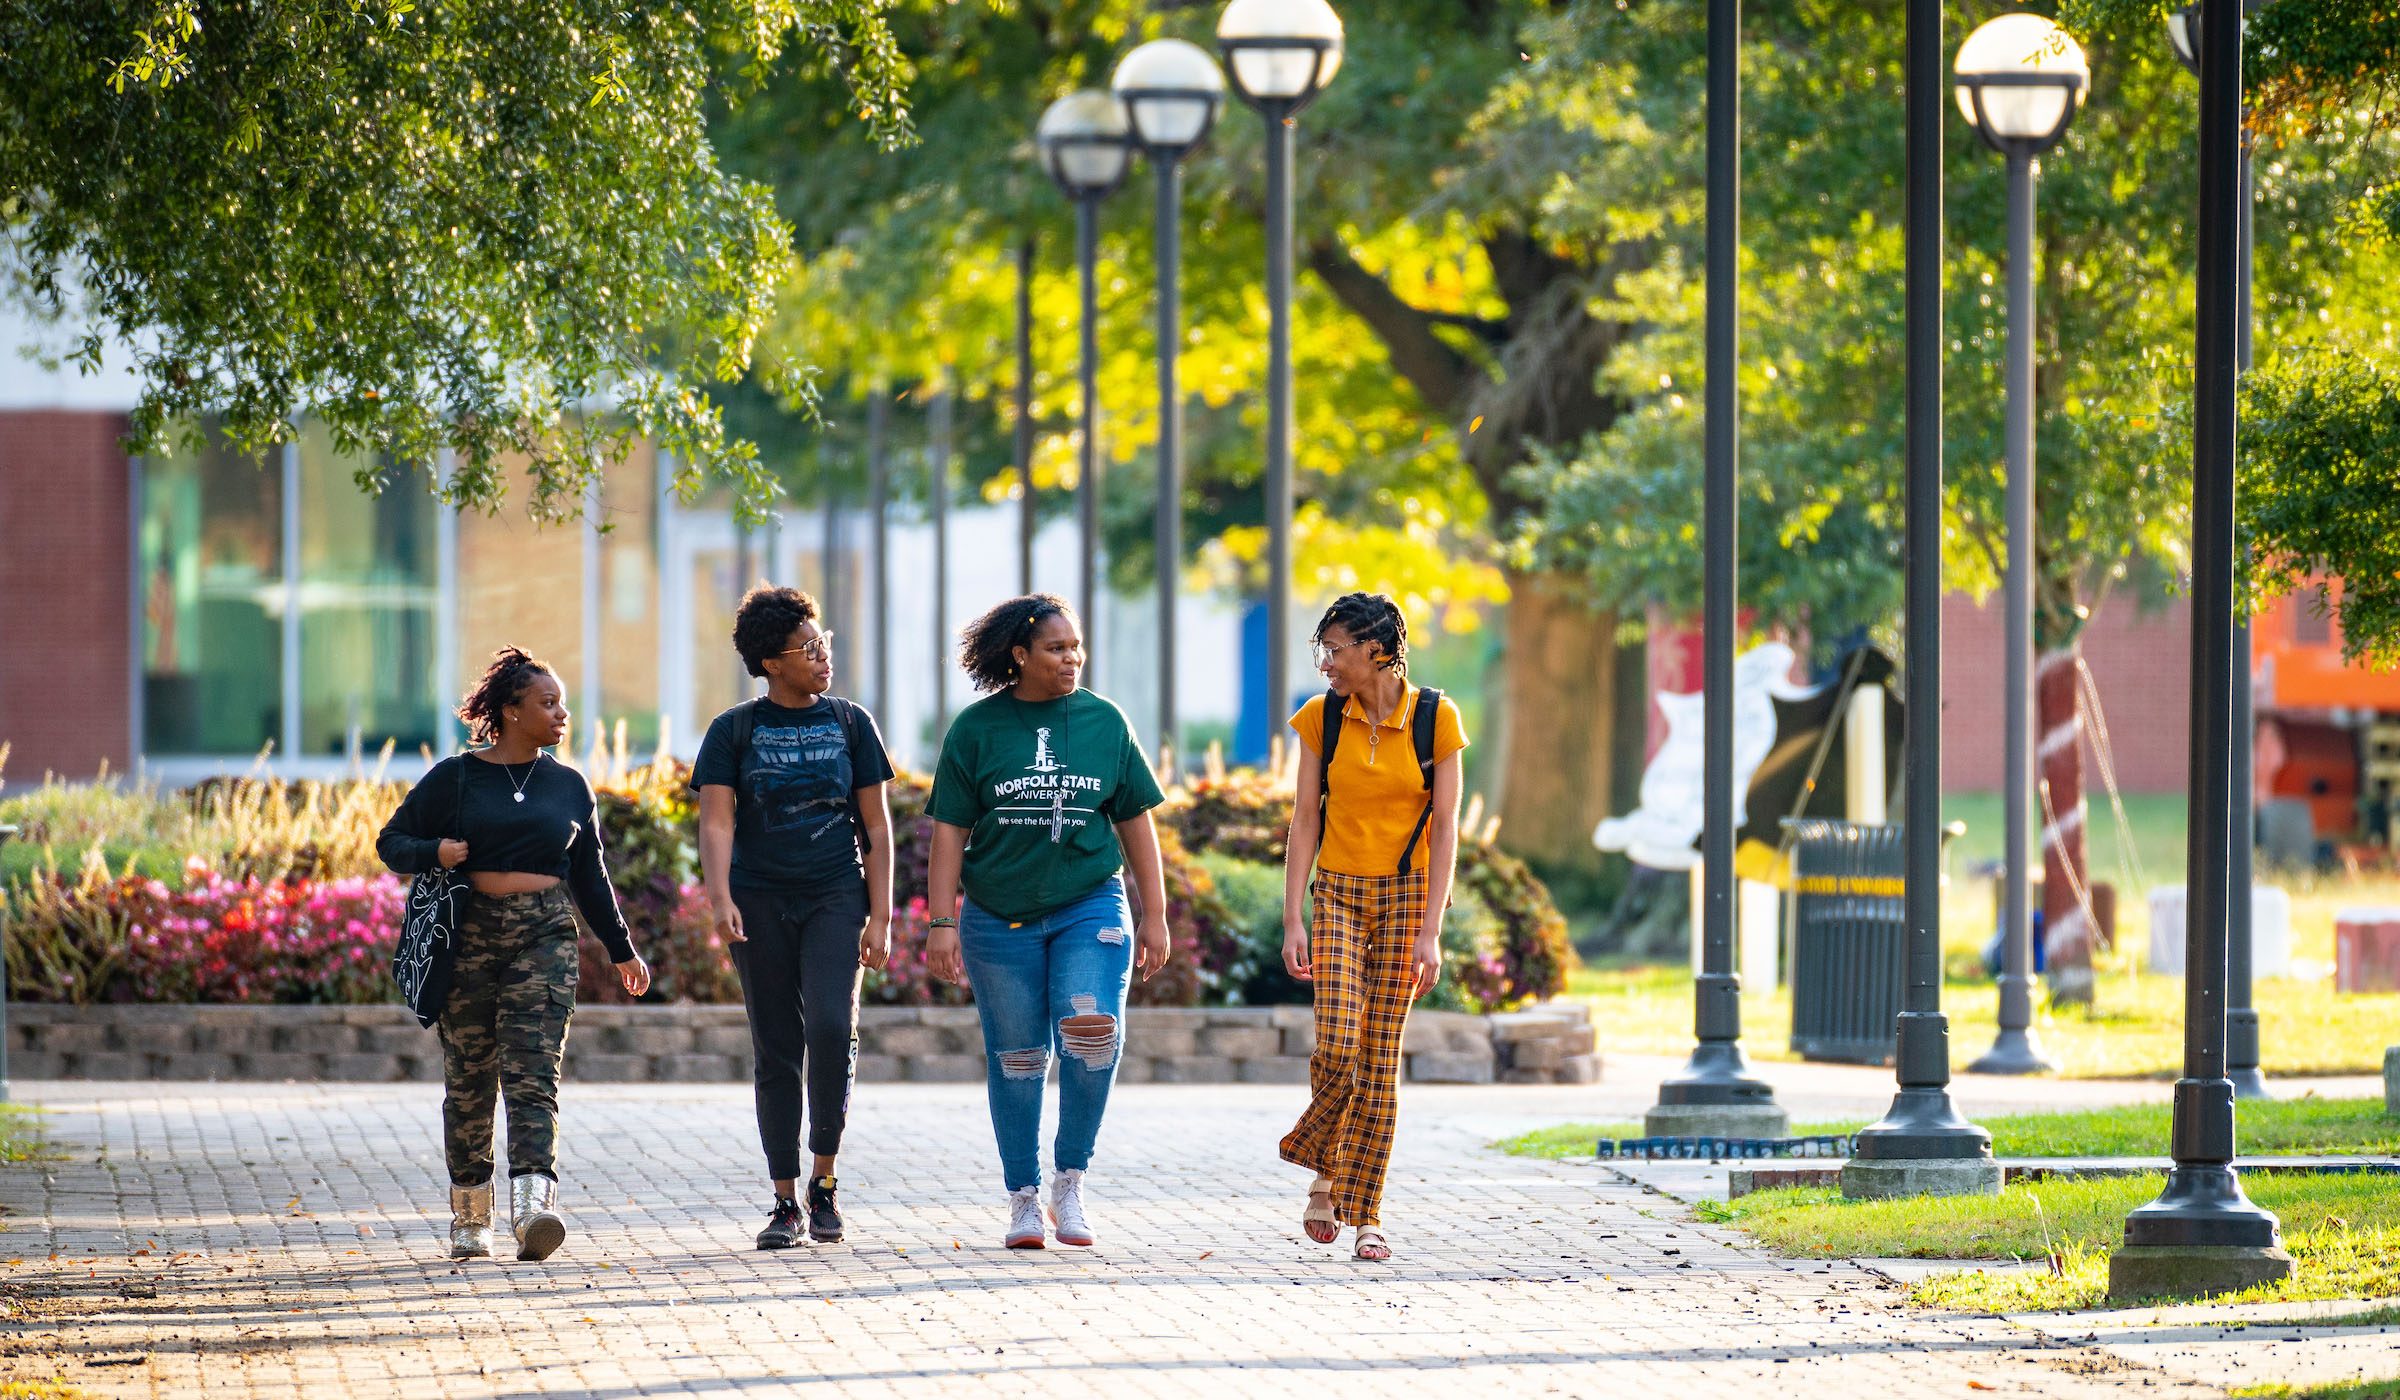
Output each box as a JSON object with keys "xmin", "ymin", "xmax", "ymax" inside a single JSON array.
[
  {"xmin": 1302, "ymin": 1173, "xmax": 1338, "ymax": 1245},
  {"xmin": 1353, "ymin": 1227, "xmax": 1390, "ymax": 1261}
]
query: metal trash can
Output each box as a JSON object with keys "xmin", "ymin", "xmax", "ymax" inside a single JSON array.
[{"xmin": 1785, "ymin": 818, "xmax": 1906, "ymax": 1065}]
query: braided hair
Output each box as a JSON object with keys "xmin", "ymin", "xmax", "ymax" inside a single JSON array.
[
  {"xmin": 733, "ymin": 585, "xmax": 821, "ymax": 677},
  {"xmin": 1315, "ymin": 592, "xmax": 1408, "ymax": 673},
  {"xmin": 958, "ymin": 593, "xmax": 1076, "ymax": 692},
  {"xmin": 456, "ymin": 647, "xmax": 556, "ymax": 746}
]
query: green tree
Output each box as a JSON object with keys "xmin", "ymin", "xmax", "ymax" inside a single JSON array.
[
  {"xmin": 1511, "ymin": 0, "xmax": 2384, "ymax": 986},
  {"xmin": 2067, "ymin": 0, "xmax": 2400, "ymax": 658},
  {"xmin": 0, "ymin": 0, "xmax": 909, "ymax": 521},
  {"xmin": 726, "ymin": 0, "xmax": 1683, "ymax": 872}
]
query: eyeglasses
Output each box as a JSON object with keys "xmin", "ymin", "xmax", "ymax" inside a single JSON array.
[
  {"xmin": 1310, "ymin": 637, "xmax": 1365, "ymax": 668},
  {"xmin": 777, "ymin": 632, "xmax": 835, "ymax": 663}
]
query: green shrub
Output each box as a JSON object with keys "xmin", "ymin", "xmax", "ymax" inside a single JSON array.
[
  {"xmin": 1194, "ymin": 850, "xmax": 1307, "ymax": 1005},
  {"xmin": 1159, "ymin": 770, "xmax": 1575, "ymax": 1010}
]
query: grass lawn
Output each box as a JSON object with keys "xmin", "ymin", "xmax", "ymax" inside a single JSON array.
[
  {"xmin": 2235, "ymin": 1386, "xmax": 2400, "ymax": 1400},
  {"xmin": 1574, "ymin": 792, "xmax": 2400, "ymax": 1078},
  {"xmin": 0, "ymin": 1105, "xmax": 46, "ymax": 1165},
  {"xmin": 1701, "ymin": 1172, "xmax": 2398, "ymax": 1311},
  {"xmin": 1493, "ymin": 1097, "xmax": 2399, "ymax": 1160},
  {"xmin": 1564, "ymin": 960, "xmax": 2400, "ymax": 1078}
]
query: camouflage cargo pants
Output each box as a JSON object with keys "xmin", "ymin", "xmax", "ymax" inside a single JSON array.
[{"xmin": 437, "ymin": 886, "xmax": 580, "ymax": 1186}]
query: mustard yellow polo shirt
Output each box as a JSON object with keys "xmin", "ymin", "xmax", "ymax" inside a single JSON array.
[{"xmin": 1290, "ymin": 683, "xmax": 1468, "ymax": 877}]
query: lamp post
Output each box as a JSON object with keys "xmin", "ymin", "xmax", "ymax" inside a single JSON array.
[
  {"xmin": 2168, "ymin": 0, "xmax": 2269, "ymax": 1103},
  {"xmin": 869, "ymin": 386, "xmax": 891, "ymax": 719},
  {"xmin": 1955, "ymin": 13, "xmax": 2086, "ymax": 1079},
  {"xmin": 1218, "ymin": 0, "xmax": 1343, "ymax": 736},
  {"xmin": 1113, "ymin": 39, "xmax": 1225, "ymax": 768},
  {"xmin": 1839, "ymin": 0, "xmax": 2001, "ymax": 1200},
  {"xmin": 1038, "ymin": 90, "xmax": 1135, "ymax": 679},
  {"xmin": 2109, "ymin": 0, "xmax": 2294, "ymax": 1300},
  {"xmin": 929, "ymin": 386, "xmax": 952, "ymax": 745},
  {"xmin": 1640, "ymin": 0, "xmax": 1788, "ymax": 1146}
]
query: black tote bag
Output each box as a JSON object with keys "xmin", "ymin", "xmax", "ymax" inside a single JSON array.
[{"xmin": 392, "ymin": 759, "xmax": 471, "ymax": 1028}]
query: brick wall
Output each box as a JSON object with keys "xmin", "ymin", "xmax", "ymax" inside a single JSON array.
[
  {"xmin": 1941, "ymin": 590, "xmax": 2191, "ymax": 793},
  {"xmin": 0, "ymin": 410, "xmax": 131, "ymax": 780}
]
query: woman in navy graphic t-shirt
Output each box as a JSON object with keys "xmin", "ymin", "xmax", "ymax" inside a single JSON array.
[{"xmin": 694, "ymin": 586, "xmax": 895, "ymax": 1250}]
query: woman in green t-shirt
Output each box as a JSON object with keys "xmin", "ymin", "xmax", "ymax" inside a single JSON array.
[{"xmin": 924, "ymin": 594, "xmax": 1173, "ymax": 1251}]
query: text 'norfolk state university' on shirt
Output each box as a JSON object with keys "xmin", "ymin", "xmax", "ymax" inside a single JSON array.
[{"xmin": 926, "ymin": 689, "xmax": 1165, "ymax": 923}]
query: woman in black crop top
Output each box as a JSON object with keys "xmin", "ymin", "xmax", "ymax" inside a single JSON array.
[{"xmin": 379, "ymin": 647, "xmax": 650, "ymax": 1263}]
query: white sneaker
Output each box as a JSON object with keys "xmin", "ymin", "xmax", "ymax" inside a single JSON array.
[
  {"xmin": 1049, "ymin": 1169, "xmax": 1094, "ymax": 1247},
  {"xmin": 1005, "ymin": 1186, "xmax": 1046, "ymax": 1249}
]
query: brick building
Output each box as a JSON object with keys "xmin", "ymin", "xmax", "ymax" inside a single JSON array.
[
  {"xmin": 1938, "ymin": 590, "xmax": 2193, "ymax": 794},
  {"xmin": 0, "ymin": 313, "xmax": 1240, "ymax": 786}
]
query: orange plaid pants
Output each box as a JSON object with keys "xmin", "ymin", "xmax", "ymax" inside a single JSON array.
[{"xmin": 1278, "ymin": 867, "xmax": 1427, "ymax": 1228}]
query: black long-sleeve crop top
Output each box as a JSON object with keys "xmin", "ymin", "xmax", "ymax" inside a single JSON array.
[{"xmin": 376, "ymin": 753, "xmax": 638, "ymax": 963}]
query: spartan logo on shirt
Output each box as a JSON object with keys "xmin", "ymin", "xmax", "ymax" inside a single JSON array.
[{"xmin": 749, "ymin": 714, "xmax": 853, "ymax": 837}]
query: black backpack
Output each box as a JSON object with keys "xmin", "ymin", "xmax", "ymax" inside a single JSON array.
[
  {"xmin": 1317, "ymin": 686, "xmax": 1443, "ymax": 875},
  {"xmin": 725, "ymin": 694, "xmax": 875, "ymax": 856}
]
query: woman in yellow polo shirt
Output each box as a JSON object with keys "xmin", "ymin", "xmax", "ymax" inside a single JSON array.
[{"xmin": 1278, "ymin": 592, "xmax": 1466, "ymax": 1261}]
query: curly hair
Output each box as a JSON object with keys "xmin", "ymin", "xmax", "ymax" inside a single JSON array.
[
  {"xmin": 1316, "ymin": 592, "xmax": 1407, "ymax": 673},
  {"xmin": 733, "ymin": 585, "xmax": 822, "ymax": 678},
  {"xmin": 456, "ymin": 647, "xmax": 557, "ymax": 746},
  {"xmin": 958, "ymin": 593, "xmax": 1076, "ymax": 692}
]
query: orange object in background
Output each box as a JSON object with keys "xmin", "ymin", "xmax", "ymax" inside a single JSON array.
[
  {"xmin": 2254, "ymin": 716, "xmax": 2359, "ymax": 836},
  {"xmin": 2253, "ymin": 581, "xmax": 2400, "ymax": 711}
]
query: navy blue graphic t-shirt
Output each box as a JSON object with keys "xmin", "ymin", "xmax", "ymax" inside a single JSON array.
[{"xmin": 693, "ymin": 696, "xmax": 895, "ymax": 893}]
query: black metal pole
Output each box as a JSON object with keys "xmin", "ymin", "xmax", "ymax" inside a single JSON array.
[
  {"xmin": 0, "ymin": 824, "xmax": 13, "ymax": 1099},
  {"xmin": 1264, "ymin": 101, "xmax": 1296, "ymax": 742},
  {"xmin": 930, "ymin": 388, "xmax": 952, "ymax": 743},
  {"xmin": 2227, "ymin": 137, "xmax": 2267, "ymax": 1100},
  {"xmin": 869, "ymin": 388, "xmax": 890, "ymax": 718},
  {"xmin": 1016, "ymin": 235, "xmax": 1038, "ymax": 597},
  {"xmin": 1974, "ymin": 149, "xmax": 2057, "ymax": 1076},
  {"xmin": 1077, "ymin": 196, "xmax": 1104, "ymax": 685},
  {"xmin": 1845, "ymin": 0, "xmax": 1995, "ymax": 1189},
  {"xmin": 821, "ymin": 472, "xmax": 840, "ymax": 647},
  {"xmin": 1646, "ymin": 0, "xmax": 1783, "ymax": 1137},
  {"xmin": 2112, "ymin": 0, "xmax": 2288, "ymax": 1292},
  {"xmin": 1155, "ymin": 157, "xmax": 1182, "ymax": 768}
]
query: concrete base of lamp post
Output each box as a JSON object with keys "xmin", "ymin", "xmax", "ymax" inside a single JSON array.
[
  {"xmin": 2107, "ymin": 1244, "xmax": 2294, "ymax": 1302},
  {"xmin": 1642, "ymin": 1102, "xmax": 1791, "ymax": 1140},
  {"xmin": 1839, "ymin": 1157, "xmax": 2004, "ymax": 1200},
  {"xmin": 2384, "ymin": 1046, "xmax": 2398, "ymax": 1113}
]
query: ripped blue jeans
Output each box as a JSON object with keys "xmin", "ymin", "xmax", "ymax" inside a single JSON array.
[{"xmin": 958, "ymin": 875, "xmax": 1136, "ymax": 1191}]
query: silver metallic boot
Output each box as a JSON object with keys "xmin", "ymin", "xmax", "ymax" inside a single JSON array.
[
  {"xmin": 511, "ymin": 1173, "xmax": 565, "ymax": 1261},
  {"xmin": 448, "ymin": 1184, "xmax": 494, "ymax": 1259}
]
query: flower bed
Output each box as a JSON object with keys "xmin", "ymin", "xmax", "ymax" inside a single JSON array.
[{"xmin": 1, "ymin": 752, "xmax": 1570, "ymax": 1012}]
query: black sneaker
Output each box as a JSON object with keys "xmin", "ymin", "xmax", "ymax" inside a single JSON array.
[
  {"xmin": 805, "ymin": 1176, "xmax": 843, "ymax": 1243},
  {"xmin": 756, "ymin": 1197, "xmax": 803, "ymax": 1250}
]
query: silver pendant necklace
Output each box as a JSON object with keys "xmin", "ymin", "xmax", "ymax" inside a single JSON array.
[{"xmin": 502, "ymin": 756, "xmax": 535, "ymax": 803}]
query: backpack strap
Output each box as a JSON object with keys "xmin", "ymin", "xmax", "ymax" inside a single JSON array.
[
  {"xmin": 1313, "ymin": 688, "xmax": 1343, "ymax": 836},
  {"xmin": 1395, "ymin": 687, "xmax": 1444, "ymax": 875},
  {"xmin": 689, "ymin": 695, "xmax": 765, "ymax": 801},
  {"xmin": 829, "ymin": 696, "xmax": 874, "ymax": 857}
]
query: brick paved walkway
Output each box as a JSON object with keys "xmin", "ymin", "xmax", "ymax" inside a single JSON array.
[{"xmin": 0, "ymin": 1082, "xmax": 2220, "ymax": 1399}]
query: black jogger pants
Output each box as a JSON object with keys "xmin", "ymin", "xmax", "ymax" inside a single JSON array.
[{"xmin": 728, "ymin": 882, "xmax": 867, "ymax": 1179}]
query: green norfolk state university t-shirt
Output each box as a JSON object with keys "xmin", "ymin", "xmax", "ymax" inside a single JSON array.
[{"xmin": 926, "ymin": 689, "xmax": 1166, "ymax": 922}]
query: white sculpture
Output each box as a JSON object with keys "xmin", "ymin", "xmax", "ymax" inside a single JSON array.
[{"xmin": 1593, "ymin": 640, "xmax": 1811, "ymax": 870}]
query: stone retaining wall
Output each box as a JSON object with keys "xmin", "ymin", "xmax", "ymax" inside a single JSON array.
[{"xmin": 1, "ymin": 1002, "xmax": 1601, "ymax": 1086}]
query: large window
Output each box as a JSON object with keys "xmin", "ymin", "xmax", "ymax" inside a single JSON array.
[
  {"xmin": 140, "ymin": 433, "xmax": 283, "ymax": 756},
  {"xmin": 297, "ymin": 423, "xmax": 441, "ymax": 757}
]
